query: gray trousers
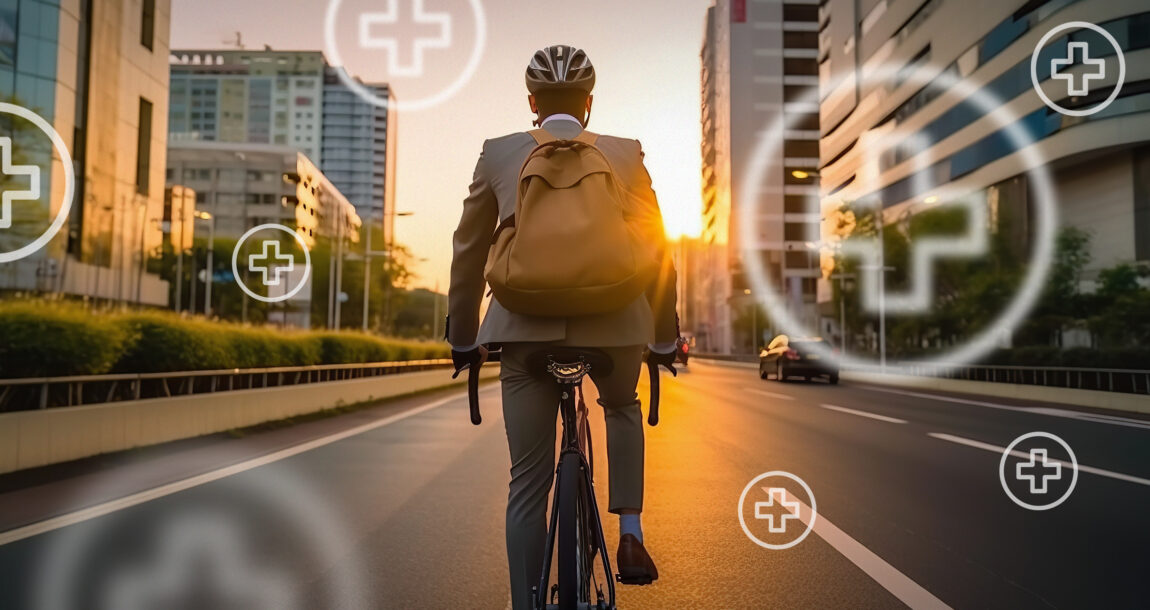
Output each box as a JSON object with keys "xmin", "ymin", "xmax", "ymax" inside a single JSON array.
[{"xmin": 499, "ymin": 343, "xmax": 645, "ymax": 610}]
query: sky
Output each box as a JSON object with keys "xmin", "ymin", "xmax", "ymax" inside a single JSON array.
[{"xmin": 171, "ymin": 0, "xmax": 713, "ymax": 290}]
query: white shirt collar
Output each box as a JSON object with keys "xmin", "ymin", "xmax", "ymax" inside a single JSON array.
[{"xmin": 541, "ymin": 113, "xmax": 582, "ymax": 127}]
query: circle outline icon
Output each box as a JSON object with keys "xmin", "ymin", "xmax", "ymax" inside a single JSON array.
[
  {"xmin": 737, "ymin": 470, "xmax": 817, "ymax": 550},
  {"xmin": 1030, "ymin": 21, "xmax": 1126, "ymax": 117},
  {"xmin": 0, "ymin": 102, "xmax": 75, "ymax": 264},
  {"xmin": 998, "ymin": 431, "xmax": 1079, "ymax": 511},
  {"xmin": 231, "ymin": 223, "xmax": 312, "ymax": 303},
  {"xmin": 323, "ymin": 0, "xmax": 488, "ymax": 113},
  {"xmin": 737, "ymin": 63, "xmax": 1060, "ymax": 372}
]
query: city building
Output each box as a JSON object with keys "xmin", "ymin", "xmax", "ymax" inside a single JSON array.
[
  {"xmin": 321, "ymin": 67, "xmax": 398, "ymax": 242},
  {"xmin": 167, "ymin": 50, "xmax": 397, "ymax": 227},
  {"xmin": 698, "ymin": 0, "xmax": 822, "ymax": 354},
  {"xmin": 166, "ymin": 140, "xmax": 361, "ymax": 246},
  {"xmin": 166, "ymin": 140, "xmax": 361, "ymax": 328},
  {"xmin": 0, "ymin": 0, "xmax": 171, "ymax": 305},
  {"xmin": 817, "ymin": 0, "xmax": 1150, "ymax": 337}
]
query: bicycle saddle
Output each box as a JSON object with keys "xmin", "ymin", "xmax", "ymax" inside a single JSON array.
[{"xmin": 526, "ymin": 347, "xmax": 615, "ymax": 381}]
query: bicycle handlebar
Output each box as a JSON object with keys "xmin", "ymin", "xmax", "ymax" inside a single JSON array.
[
  {"xmin": 647, "ymin": 360, "xmax": 660, "ymax": 426},
  {"xmin": 461, "ymin": 353, "xmax": 668, "ymax": 427}
]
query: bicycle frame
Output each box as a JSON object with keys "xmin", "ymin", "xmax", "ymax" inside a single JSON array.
[{"xmin": 533, "ymin": 360, "xmax": 616, "ymax": 610}]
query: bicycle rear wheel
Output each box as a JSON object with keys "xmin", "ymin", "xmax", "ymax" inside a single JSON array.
[{"xmin": 556, "ymin": 451, "xmax": 589, "ymax": 610}]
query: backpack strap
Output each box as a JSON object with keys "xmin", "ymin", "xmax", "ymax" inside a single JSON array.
[
  {"xmin": 573, "ymin": 130, "xmax": 599, "ymax": 146},
  {"xmin": 528, "ymin": 128, "xmax": 558, "ymax": 145}
]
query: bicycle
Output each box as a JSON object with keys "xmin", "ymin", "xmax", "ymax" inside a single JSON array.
[{"xmin": 461, "ymin": 347, "xmax": 666, "ymax": 610}]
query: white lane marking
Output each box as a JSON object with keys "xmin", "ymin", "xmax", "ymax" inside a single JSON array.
[
  {"xmin": 784, "ymin": 492, "xmax": 951, "ymax": 609},
  {"xmin": 747, "ymin": 388, "xmax": 795, "ymax": 401},
  {"xmin": 821, "ymin": 404, "xmax": 908, "ymax": 424},
  {"xmin": 0, "ymin": 391, "xmax": 470, "ymax": 547},
  {"xmin": 929, "ymin": 433, "xmax": 1150, "ymax": 487},
  {"xmin": 860, "ymin": 386, "xmax": 1150, "ymax": 431}
]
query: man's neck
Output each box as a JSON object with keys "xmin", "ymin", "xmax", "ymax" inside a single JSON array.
[{"xmin": 541, "ymin": 113, "xmax": 583, "ymax": 127}]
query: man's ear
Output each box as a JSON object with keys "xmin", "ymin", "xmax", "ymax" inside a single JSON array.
[
  {"xmin": 585, "ymin": 94, "xmax": 593, "ymax": 114},
  {"xmin": 529, "ymin": 94, "xmax": 538, "ymax": 114}
]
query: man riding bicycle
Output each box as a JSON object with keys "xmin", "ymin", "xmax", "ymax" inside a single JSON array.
[{"xmin": 447, "ymin": 45, "xmax": 679, "ymax": 610}]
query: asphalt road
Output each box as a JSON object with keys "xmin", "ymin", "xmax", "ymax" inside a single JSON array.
[{"xmin": 0, "ymin": 360, "xmax": 1148, "ymax": 608}]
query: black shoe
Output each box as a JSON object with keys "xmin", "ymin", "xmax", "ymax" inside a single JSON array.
[{"xmin": 616, "ymin": 534, "xmax": 658, "ymax": 585}]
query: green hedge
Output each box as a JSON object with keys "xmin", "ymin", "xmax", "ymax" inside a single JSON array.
[
  {"xmin": 0, "ymin": 301, "xmax": 448, "ymax": 378},
  {"xmin": 981, "ymin": 346, "xmax": 1150, "ymax": 369}
]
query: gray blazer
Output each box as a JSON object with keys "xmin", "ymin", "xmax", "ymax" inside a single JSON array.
[{"xmin": 447, "ymin": 118, "xmax": 678, "ymax": 348}]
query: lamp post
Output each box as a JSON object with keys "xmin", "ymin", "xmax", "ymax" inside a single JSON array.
[
  {"xmin": 362, "ymin": 210, "xmax": 414, "ymax": 332},
  {"xmin": 194, "ymin": 211, "xmax": 215, "ymax": 317},
  {"xmin": 743, "ymin": 288, "xmax": 757, "ymax": 353}
]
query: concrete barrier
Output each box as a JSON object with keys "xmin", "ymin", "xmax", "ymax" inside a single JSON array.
[{"xmin": 0, "ymin": 366, "xmax": 500, "ymax": 475}]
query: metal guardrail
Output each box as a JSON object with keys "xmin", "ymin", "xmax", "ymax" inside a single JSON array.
[
  {"xmin": 0, "ymin": 360, "xmax": 454, "ymax": 413},
  {"xmin": 893, "ymin": 363, "xmax": 1150, "ymax": 396},
  {"xmin": 693, "ymin": 354, "xmax": 1150, "ymax": 396}
]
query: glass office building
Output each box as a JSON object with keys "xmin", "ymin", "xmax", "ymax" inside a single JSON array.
[{"xmin": 0, "ymin": 0, "xmax": 171, "ymax": 305}]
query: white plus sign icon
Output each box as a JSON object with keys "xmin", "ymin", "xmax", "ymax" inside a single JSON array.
[
  {"xmin": 1051, "ymin": 41, "xmax": 1106, "ymax": 96},
  {"xmin": 0, "ymin": 136, "xmax": 40, "ymax": 230},
  {"xmin": 754, "ymin": 487, "xmax": 801, "ymax": 534},
  {"xmin": 1016, "ymin": 448, "xmax": 1062, "ymax": 494},
  {"xmin": 248, "ymin": 240, "xmax": 295, "ymax": 287},
  {"xmin": 358, "ymin": 0, "xmax": 452, "ymax": 78}
]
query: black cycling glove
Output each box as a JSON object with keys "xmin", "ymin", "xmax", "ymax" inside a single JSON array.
[
  {"xmin": 451, "ymin": 347, "xmax": 483, "ymax": 379},
  {"xmin": 645, "ymin": 348, "xmax": 678, "ymax": 377}
]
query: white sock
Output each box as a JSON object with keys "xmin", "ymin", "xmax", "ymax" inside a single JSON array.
[{"xmin": 619, "ymin": 513, "xmax": 643, "ymax": 543}]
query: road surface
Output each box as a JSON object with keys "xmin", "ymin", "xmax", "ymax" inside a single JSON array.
[{"xmin": 0, "ymin": 360, "xmax": 1147, "ymax": 608}]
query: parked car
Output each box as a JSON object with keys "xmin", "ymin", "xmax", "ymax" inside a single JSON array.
[{"xmin": 758, "ymin": 335, "xmax": 839, "ymax": 384}]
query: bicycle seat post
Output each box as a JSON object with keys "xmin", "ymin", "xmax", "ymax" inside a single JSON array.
[{"xmin": 546, "ymin": 358, "xmax": 591, "ymax": 450}]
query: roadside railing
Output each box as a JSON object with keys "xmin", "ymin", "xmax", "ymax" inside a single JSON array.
[
  {"xmin": 693, "ymin": 353, "xmax": 1150, "ymax": 395},
  {"xmin": 0, "ymin": 360, "xmax": 454, "ymax": 413},
  {"xmin": 892, "ymin": 363, "xmax": 1150, "ymax": 396}
]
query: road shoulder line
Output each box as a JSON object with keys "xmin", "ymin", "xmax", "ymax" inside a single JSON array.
[{"xmin": 746, "ymin": 388, "xmax": 795, "ymax": 401}]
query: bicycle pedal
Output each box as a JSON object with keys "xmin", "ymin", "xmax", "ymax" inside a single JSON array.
[{"xmin": 615, "ymin": 572, "xmax": 655, "ymax": 586}]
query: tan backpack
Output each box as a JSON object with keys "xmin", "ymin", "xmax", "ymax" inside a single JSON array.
[{"xmin": 484, "ymin": 129, "xmax": 658, "ymax": 317}]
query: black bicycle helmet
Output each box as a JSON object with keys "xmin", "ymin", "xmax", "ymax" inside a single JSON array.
[{"xmin": 525, "ymin": 45, "xmax": 596, "ymax": 94}]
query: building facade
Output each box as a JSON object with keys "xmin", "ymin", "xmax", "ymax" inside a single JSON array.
[
  {"xmin": 321, "ymin": 67, "xmax": 397, "ymax": 242},
  {"xmin": 167, "ymin": 50, "xmax": 397, "ymax": 228},
  {"xmin": 817, "ymin": 0, "xmax": 1150, "ymax": 331},
  {"xmin": 0, "ymin": 0, "xmax": 171, "ymax": 305},
  {"xmin": 699, "ymin": 0, "xmax": 822, "ymax": 354}
]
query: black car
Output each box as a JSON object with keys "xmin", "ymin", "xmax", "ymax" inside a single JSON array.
[
  {"xmin": 675, "ymin": 335, "xmax": 691, "ymax": 366},
  {"xmin": 758, "ymin": 335, "xmax": 839, "ymax": 384}
]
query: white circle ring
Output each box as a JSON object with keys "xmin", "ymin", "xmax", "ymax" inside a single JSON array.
[
  {"xmin": 323, "ymin": 0, "xmax": 488, "ymax": 113},
  {"xmin": 738, "ymin": 64, "xmax": 1060, "ymax": 371},
  {"xmin": 0, "ymin": 102, "xmax": 75, "ymax": 263},
  {"xmin": 737, "ymin": 470, "xmax": 817, "ymax": 550},
  {"xmin": 231, "ymin": 223, "xmax": 312, "ymax": 303},
  {"xmin": 1030, "ymin": 21, "xmax": 1126, "ymax": 117},
  {"xmin": 998, "ymin": 431, "xmax": 1079, "ymax": 511}
]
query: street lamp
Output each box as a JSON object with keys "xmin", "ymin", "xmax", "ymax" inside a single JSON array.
[
  {"xmin": 362, "ymin": 210, "xmax": 414, "ymax": 331},
  {"xmin": 743, "ymin": 288, "xmax": 758, "ymax": 353},
  {"xmin": 194, "ymin": 211, "xmax": 215, "ymax": 317}
]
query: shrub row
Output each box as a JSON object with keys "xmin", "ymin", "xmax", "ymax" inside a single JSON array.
[{"xmin": 0, "ymin": 301, "xmax": 448, "ymax": 378}]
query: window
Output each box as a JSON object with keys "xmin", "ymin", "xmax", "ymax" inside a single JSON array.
[
  {"xmin": 782, "ymin": 4, "xmax": 818, "ymax": 22},
  {"xmin": 135, "ymin": 98, "xmax": 153, "ymax": 195},
  {"xmin": 0, "ymin": 1, "xmax": 16, "ymax": 66},
  {"xmin": 1135, "ymin": 146, "xmax": 1150, "ymax": 261},
  {"xmin": 783, "ymin": 31, "xmax": 818, "ymax": 49},
  {"xmin": 783, "ymin": 57, "xmax": 818, "ymax": 75},
  {"xmin": 141, "ymin": 0, "xmax": 156, "ymax": 50}
]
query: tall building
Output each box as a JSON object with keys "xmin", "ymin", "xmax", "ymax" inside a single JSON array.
[
  {"xmin": 699, "ymin": 0, "xmax": 822, "ymax": 354},
  {"xmin": 817, "ymin": 0, "xmax": 1150, "ymax": 324},
  {"xmin": 321, "ymin": 67, "xmax": 397, "ymax": 242},
  {"xmin": 0, "ymin": 0, "xmax": 171, "ymax": 305},
  {"xmin": 167, "ymin": 50, "xmax": 397, "ymax": 226}
]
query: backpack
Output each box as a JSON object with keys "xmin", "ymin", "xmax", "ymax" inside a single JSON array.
[{"xmin": 484, "ymin": 129, "xmax": 659, "ymax": 317}]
